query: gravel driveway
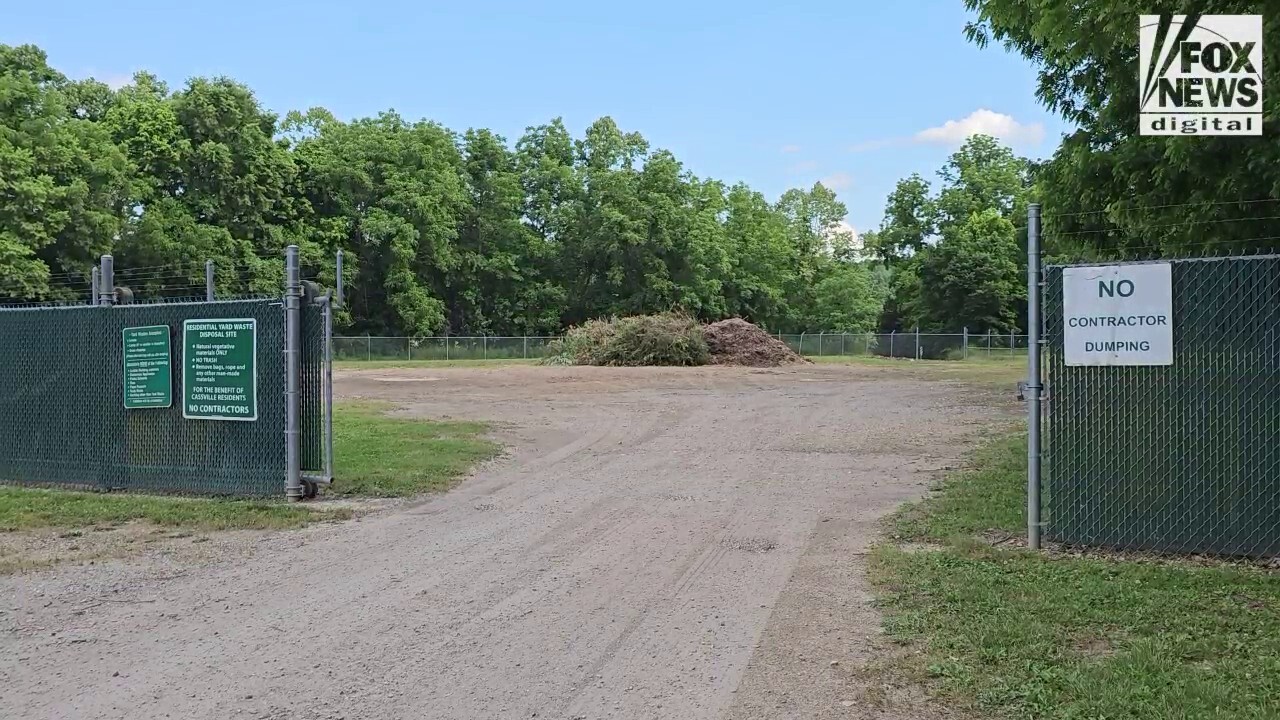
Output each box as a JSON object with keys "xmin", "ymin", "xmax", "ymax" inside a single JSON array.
[{"xmin": 2, "ymin": 363, "xmax": 1006, "ymax": 719}]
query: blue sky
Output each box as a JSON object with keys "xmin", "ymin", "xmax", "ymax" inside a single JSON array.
[{"xmin": 6, "ymin": 0, "xmax": 1069, "ymax": 236}]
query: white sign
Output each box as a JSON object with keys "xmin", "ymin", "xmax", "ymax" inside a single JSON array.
[
  {"xmin": 1139, "ymin": 14, "xmax": 1263, "ymax": 136},
  {"xmin": 1063, "ymin": 263, "xmax": 1173, "ymax": 366}
]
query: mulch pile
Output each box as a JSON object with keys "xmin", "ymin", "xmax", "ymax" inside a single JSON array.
[{"xmin": 702, "ymin": 318, "xmax": 810, "ymax": 367}]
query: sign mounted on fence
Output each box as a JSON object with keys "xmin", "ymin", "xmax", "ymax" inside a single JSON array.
[
  {"xmin": 182, "ymin": 319, "xmax": 258, "ymax": 421},
  {"xmin": 122, "ymin": 325, "xmax": 172, "ymax": 409},
  {"xmin": 1063, "ymin": 263, "xmax": 1173, "ymax": 366}
]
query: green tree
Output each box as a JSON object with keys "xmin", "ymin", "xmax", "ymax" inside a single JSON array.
[
  {"xmin": 2, "ymin": 43, "xmax": 894, "ymax": 335},
  {"xmin": 870, "ymin": 174, "xmax": 935, "ymax": 263},
  {"xmin": 452, "ymin": 128, "xmax": 563, "ymax": 334},
  {"xmin": 720, "ymin": 184, "xmax": 796, "ymax": 328},
  {"xmin": 935, "ymin": 135, "xmax": 1030, "ymax": 231},
  {"xmin": 0, "ymin": 44, "xmax": 128, "ymax": 298},
  {"xmin": 872, "ymin": 135, "xmax": 1031, "ymax": 331},
  {"xmin": 808, "ymin": 262, "xmax": 888, "ymax": 332},
  {"xmin": 964, "ymin": 1, "xmax": 1280, "ymax": 256},
  {"xmin": 290, "ymin": 112, "xmax": 469, "ymax": 335},
  {"xmin": 917, "ymin": 209, "xmax": 1023, "ymax": 332},
  {"xmin": 106, "ymin": 74, "xmax": 296, "ymax": 297}
]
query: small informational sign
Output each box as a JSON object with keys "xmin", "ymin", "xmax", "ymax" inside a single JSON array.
[
  {"xmin": 122, "ymin": 325, "xmax": 172, "ymax": 409},
  {"xmin": 1063, "ymin": 263, "xmax": 1173, "ymax": 366},
  {"xmin": 182, "ymin": 318, "xmax": 258, "ymax": 421}
]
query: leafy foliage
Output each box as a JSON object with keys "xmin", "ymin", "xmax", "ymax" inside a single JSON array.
[
  {"xmin": 545, "ymin": 314, "xmax": 710, "ymax": 367},
  {"xmin": 965, "ymin": 1, "xmax": 1280, "ymax": 257},
  {"xmin": 0, "ymin": 44, "xmax": 890, "ymax": 335},
  {"xmin": 872, "ymin": 135, "xmax": 1032, "ymax": 333}
]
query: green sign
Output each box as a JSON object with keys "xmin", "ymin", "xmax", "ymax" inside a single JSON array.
[
  {"xmin": 122, "ymin": 325, "xmax": 172, "ymax": 409},
  {"xmin": 182, "ymin": 318, "xmax": 258, "ymax": 421}
]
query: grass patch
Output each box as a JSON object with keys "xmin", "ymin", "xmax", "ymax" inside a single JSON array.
[
  {"xmin": 890, "ymin": 431, "xmax": 1027, "ymax": 542},
  {"xmin": 813, "ymin": 354, "xmax": 1026, "ymax": 385},
  {"xmin": 0, "ymin": 486, "xmax": 343, "ymax": 532},
  {"xmin": 333, "ymin": 401, "xmax": 499, "ymax": 497},
  {"xmin": 0, "ymin": 402, "xmax": 498, "ymax": 532},
  {"xmin": 872, "ymin": 433, "xmax": 1280, "ymax": 720}
]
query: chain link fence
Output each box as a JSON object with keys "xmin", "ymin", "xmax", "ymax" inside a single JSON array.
[
  {"xmin": 1042, "ymin": 256, "xmax": 1280, "ymax": 557},
  {"xmin": 0, "ymin": 300, "xmax": 289, "ymax": 495},
  {"xmin": 334, "ymin": 332, "xmax": 1029, "ymax": 362},
  {"xmin": 0, "ymin": 251, "xmax": 333, "ymax": 499}
]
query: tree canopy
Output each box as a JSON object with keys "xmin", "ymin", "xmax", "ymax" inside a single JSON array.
[
  {"xmin": 869, "ymin": 135, "xmax": 1033, "ymax": 333},
  {"xmin": 965, "ymin": 1, "xmax": 1280, "ymax": 257},
  {"xmin": 1, "ymin": 44, "xmax": 896, "ymax": 335}
]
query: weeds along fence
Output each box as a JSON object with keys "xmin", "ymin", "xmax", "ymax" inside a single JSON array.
[
  {"xmin": 334, "ymin": 331, "xmax": 1030, "ymax": 362},
  {"xmin": 0, "ymin": 249, "xmax": 335, "ymax": 500}
]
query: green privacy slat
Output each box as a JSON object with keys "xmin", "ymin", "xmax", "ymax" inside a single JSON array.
[
  {"xmin": 0, "ymin": 299, "xmax": 319, "ymax": 498},
  {"xmin": 1043, "ymin": 258, "xmax": 1280, "ymax": 557}
]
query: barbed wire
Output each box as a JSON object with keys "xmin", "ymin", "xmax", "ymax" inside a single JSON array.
[
  {"xmin": 1041, "ymin": 197, "xmax": 1280, "ymax": 220},
  {"xmin": 1045, "ymin": 214, "xmax": 1280, "ymax": 239},
  {"xmin": 1041, "ymin": 232, "xmax": 1280, "ymax": 256}
]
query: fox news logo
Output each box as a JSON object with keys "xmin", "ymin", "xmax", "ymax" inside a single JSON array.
[{"xmin": 1139, "ymin": 15, "xmax": 1263, "ymax": 136}]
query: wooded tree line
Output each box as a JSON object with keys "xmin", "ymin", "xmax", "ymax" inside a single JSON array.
[
  {"xmin": 13, "ymin": 4, "xmax": 1270, "ymax": 338},
  {"xmin": 2, "ymin": 44, "xmax": 887, "ymax": 336},
  {"xmin": 1, "ymin": 42, "xmax": 1043, "ymax": 337}
]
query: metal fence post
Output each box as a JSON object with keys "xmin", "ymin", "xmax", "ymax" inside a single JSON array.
[
  {"xmin": 523, "ymin": 336, "xmax": 528, "ymax": 359},
  {"xmin": 90, "ymin": 266, "xmax": 99, "ymax": 305},
  {"xmin": 914, "ymin": 326, "xmax": 920, "ymax": 360},
  {"xmin": 890, "ymin": 330, "xmax": 895, "ymax": 358},
  {"xmin": 841, "ymin": 332, "xmax": 846, "ymax": 356},
  {"xmin": 283, "ymin": 245, "xmax": 304, "ymax": 502},
  {"xmin": 366, "ymin": 336, "xmax": 371, "ymax": 362},
  {"xmin": 1010, "ymin": 328, "xmax": 1015, "ymax": 355},
  {"xmin": 484, "ymin": 335, "xmax": 488, "ymax": 360},
  {"xmin": 335, "ymin": 249, "xmax": 344, "ymax": 308},
  {"xmin": 988, "ymin": 330, "xmax": 993, "ymax": 357},
  {"xmin": 98, "ymin": 255, "xmax": 115, "ymax": 306},
  {"xmin": 323, "ymin": 295, "xmax": 334, "ymax": 484},
  {"xmin": 1026, "ymin": 203, "xmax": 1043, "ymax": 550},
  {"xmin": 205, "ymin": 260, "xmax": 215, "ymax": 302},
  {"xmin": 408, "ymin": 339, "xmax": 412, "ymax": 362},
  {"xmin": 963, "ymin": 327, "xmax": 969, "ymax": 359}
]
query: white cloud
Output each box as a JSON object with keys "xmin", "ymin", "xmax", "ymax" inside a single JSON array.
[
  {"xmin": 849, "ymin": 138, "xmax": 901, "ymax": 153},
  {"xmin": 823, "ymin": 220, "xmax": 864, "ymax": 256},
  {"xmin": 780, "ymin": 144, "xmax": 802, "ymax": 153},
  {"xmin": 100, "ymin": 73, "xmax": 134, "ymax": 90},
  {"xmin": 850, "ymin": 109, "xmax": 1045, "ymax": 153},
  {"xmin": 819, "ymin": 172, "xmax": 853, "ymax": 191},
  {"xmin": 785, "ymin": 160, "xmax": 818, "ymax": 174},
  {"xmin": 78, "ymin": 69, "xmax": 134, "ymax": 90},
  {"xmin": 830, "ymin": 220, "xmax": 859, "ymax": 242},
  {"xmin": 914, "ymin": 109, "xmax": 1045, "ymax": 146}
]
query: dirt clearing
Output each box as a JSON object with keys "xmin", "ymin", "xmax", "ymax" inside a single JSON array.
[{"xmin": 1, "ymin": 363, "xmax": 1011, "ymax": 719}]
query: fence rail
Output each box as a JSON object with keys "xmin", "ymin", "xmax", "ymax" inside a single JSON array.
[{"xmin": 333, "ymin": 331, "xmax": 1030, "ymax": 362}]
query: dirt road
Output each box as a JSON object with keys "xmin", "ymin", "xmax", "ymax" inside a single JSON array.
[{"xmin": 2, "ymin": 364, "xmax": 1005, "ymax": 719}]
